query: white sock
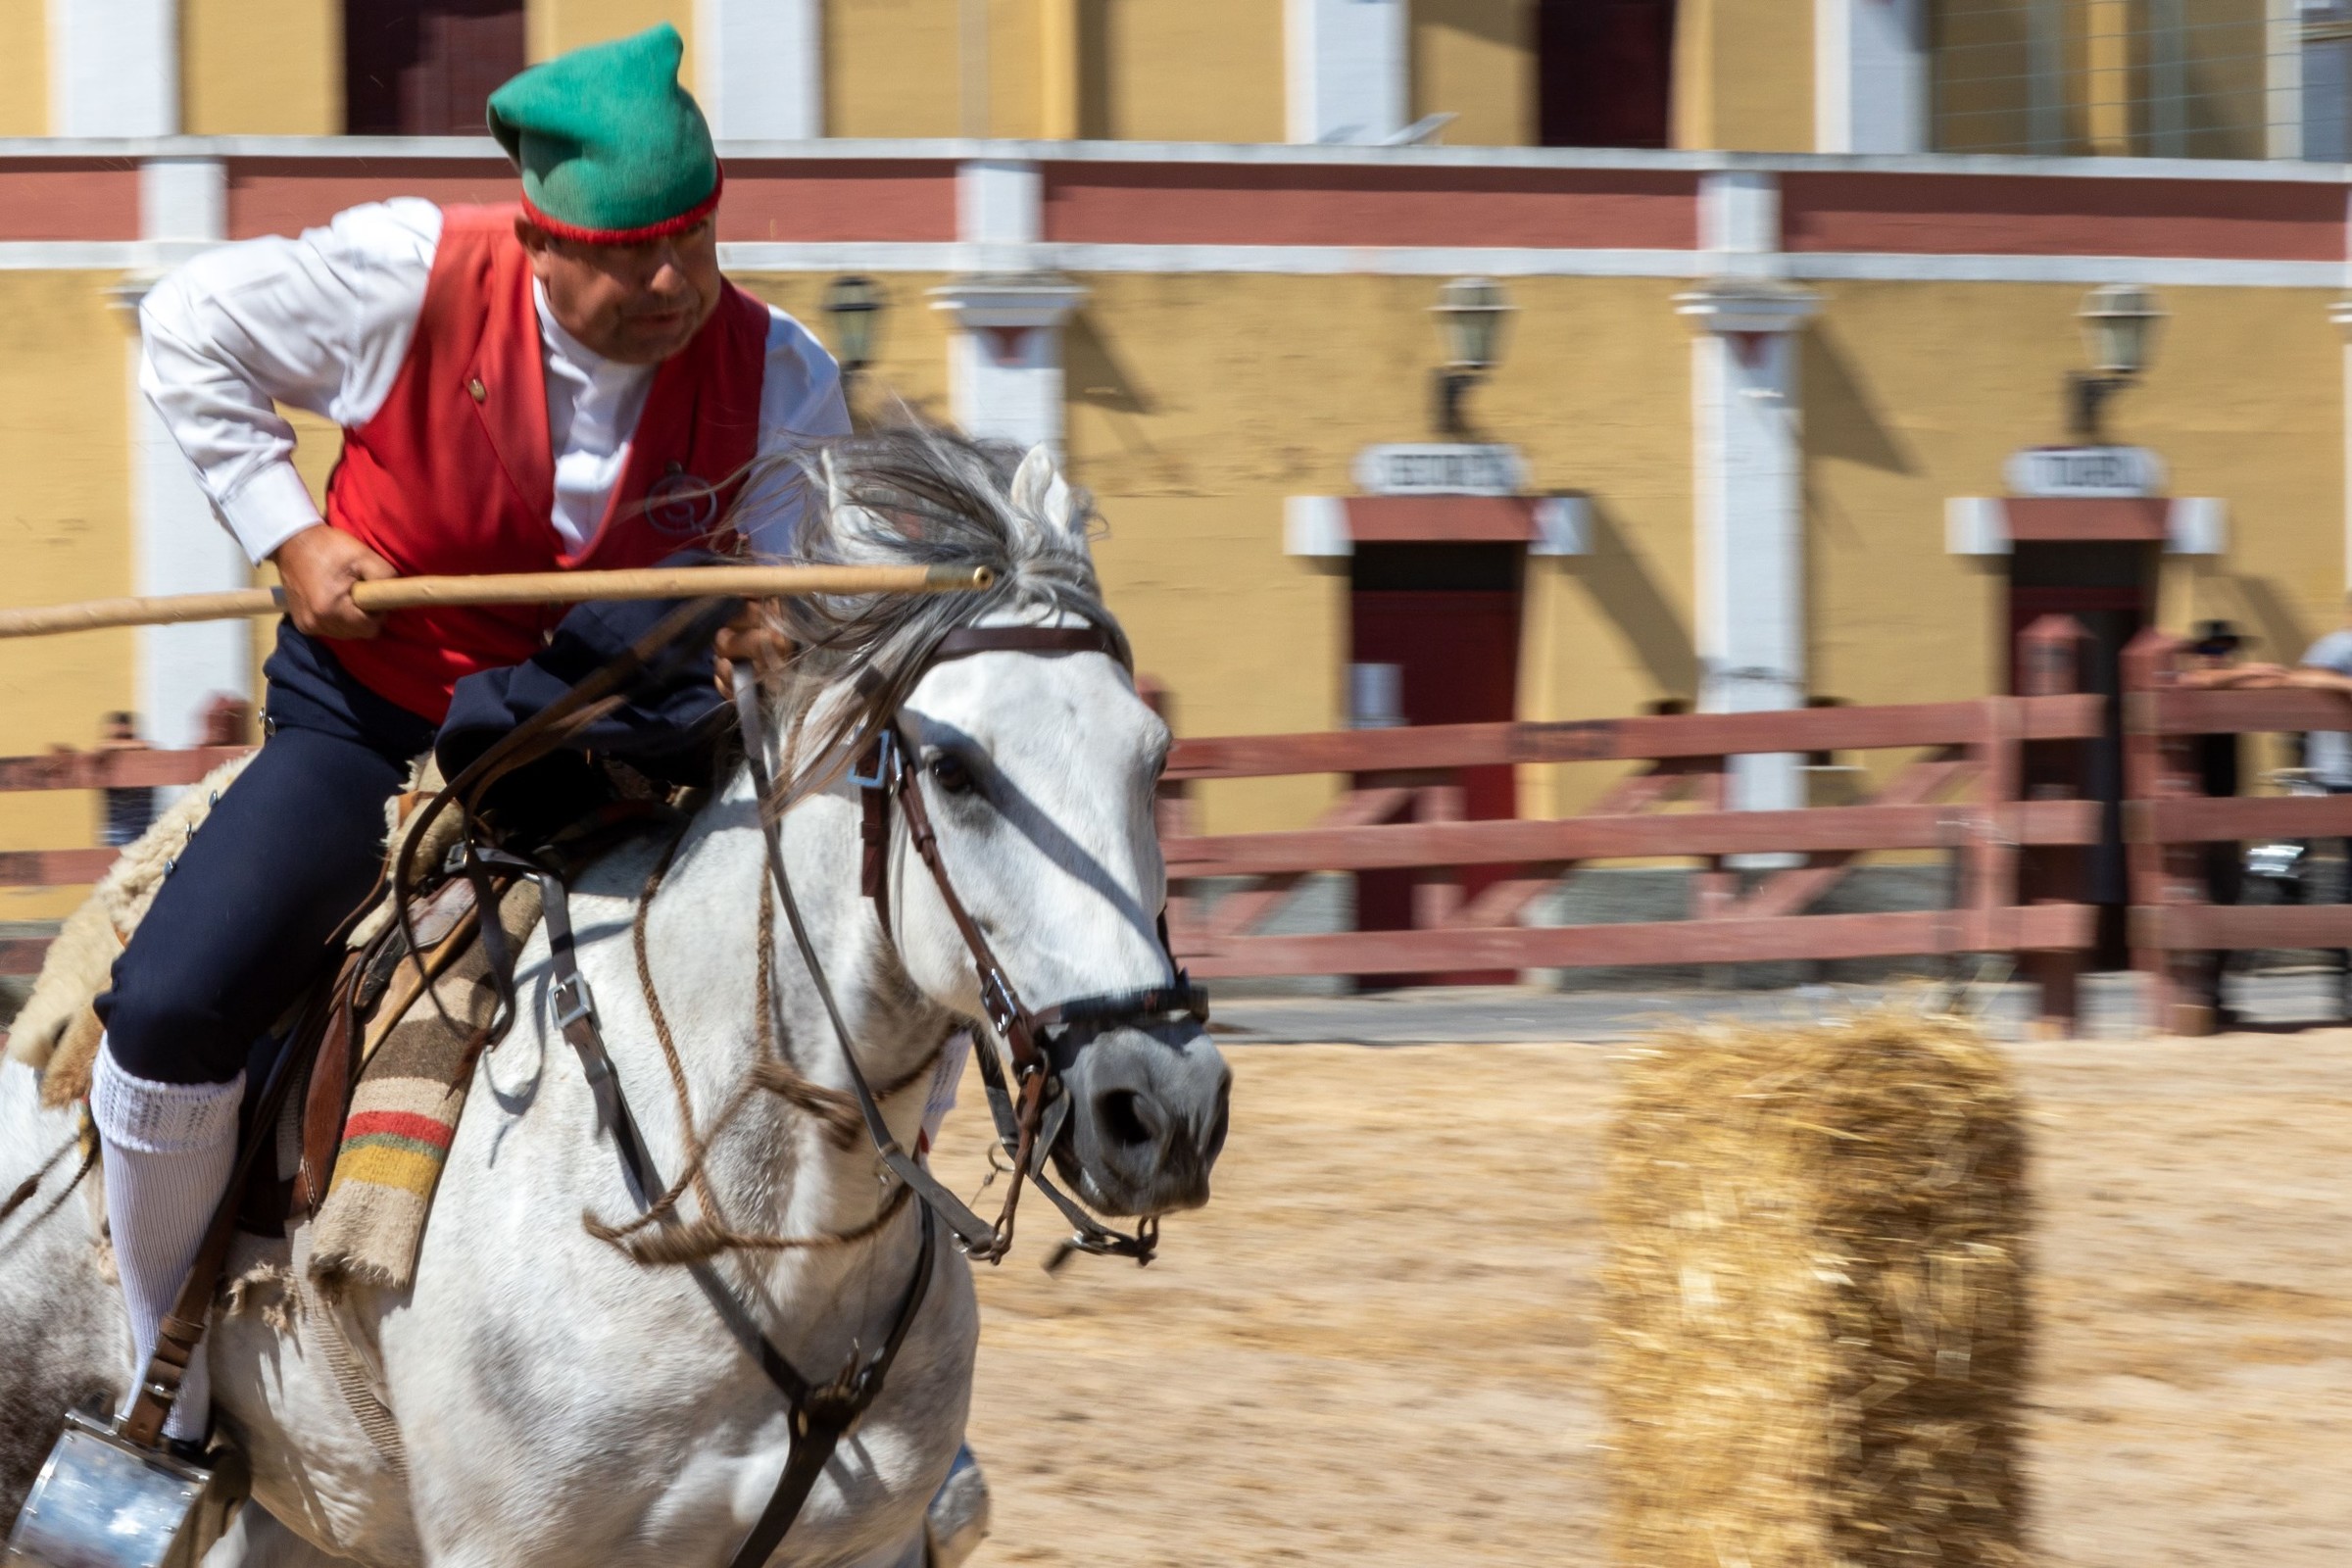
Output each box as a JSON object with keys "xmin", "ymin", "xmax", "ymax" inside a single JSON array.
[{"xmin": 91, "ymin": 1039, "xmax": 244, "ymax": 1446}]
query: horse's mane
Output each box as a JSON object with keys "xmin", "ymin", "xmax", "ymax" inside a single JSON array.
[{"xmin": 729, "ymin": 422, "xmax": 1131, "ymax": 808}]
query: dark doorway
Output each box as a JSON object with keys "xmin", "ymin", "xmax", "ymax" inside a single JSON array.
[
  {"xmin": 1349, "ymin": 543, "xmax": 1524, "ymax": 985},
  {"xmin": 345, "ymin": 0, "xmax": 525, "ymax": 136},
  {"xmin": 2008, "ymin": 541, "xmax": 2157, "ymax": 966},
  {"xmin": 1537, "ymin": 0, "xmax": 1677, "ymax": 148}
]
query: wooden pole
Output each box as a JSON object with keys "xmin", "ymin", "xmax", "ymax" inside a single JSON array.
[{"xmin": 0, "ymin": 563, "xmax": 994, "ymax": 640}]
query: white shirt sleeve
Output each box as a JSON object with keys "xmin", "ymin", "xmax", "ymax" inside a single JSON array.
[
  {"xmin": 737, "ymin": 306, "xmax": 852, "ymax": 561},
  {"xmin": 138, "ymin": 199, "xmax": 443, "ymax": 565}
]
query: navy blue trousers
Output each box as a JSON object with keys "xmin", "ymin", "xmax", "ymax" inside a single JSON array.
[
  {"xmin": 95, "ymin": 626, "xmax": 437, "ymax": 1086},
  {"xmin": 93, "ymin": 581, "xmax": 731, "ymax": 1088}
]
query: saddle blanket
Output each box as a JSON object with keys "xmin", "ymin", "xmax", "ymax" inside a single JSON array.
[{"xmin": 310, "ymin": 871, "xmax": 543, "ymax": 1297}]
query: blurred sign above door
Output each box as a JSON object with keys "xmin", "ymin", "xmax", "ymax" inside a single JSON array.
[
  {"xmin": 2004, "ymin": 445, "xmax": 2165, "ymax": 499},
  {"xmin": 1355, "ymin": 443, "xmax": 1528, "ymax": 497}
]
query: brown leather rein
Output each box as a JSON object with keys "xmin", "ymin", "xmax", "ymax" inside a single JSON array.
[{"xmin": 735, "ymin": 620, "xmax": 1209, "ymax": 1271}]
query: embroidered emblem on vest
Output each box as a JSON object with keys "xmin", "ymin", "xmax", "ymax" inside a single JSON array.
[{"xmin": 646, "ymin": 464, "xmax": 719, "ymax": 537}]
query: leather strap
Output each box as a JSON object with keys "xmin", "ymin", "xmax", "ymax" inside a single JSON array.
[
  {"xmin": 852, "ymin": 621, "xmax": 1125, "ymax": 702},
  {"xmin": 931, "ymin": 624, "xmax": 1126, "ymax": 665},
  {"xmin": 733, "ymin": 669, "xmax": 1007, "ymax": 1260},
  {"xmin": 480, "ymin": 834, "xmax": 939, "ymax": 1568}
]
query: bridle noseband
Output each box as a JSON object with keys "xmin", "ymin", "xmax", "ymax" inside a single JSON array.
[{"xmin": 737, "ymin": 620, "xmax": 1208, "ymax": 1270}]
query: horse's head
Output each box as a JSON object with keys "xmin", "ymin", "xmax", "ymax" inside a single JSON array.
[{"xmin": 759, "ymin": 429, "xmax": 1230, "ymax": 1224}]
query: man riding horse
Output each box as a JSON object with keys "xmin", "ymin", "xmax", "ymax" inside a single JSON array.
[{"xmin": 92, "ymin": 25, "xmax": 841, "ymax": 1457}]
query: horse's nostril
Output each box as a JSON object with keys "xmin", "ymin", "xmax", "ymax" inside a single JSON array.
[{"xmin": 1098, "ymin": 1087, "xmax": 1158, "ymax": 1150}]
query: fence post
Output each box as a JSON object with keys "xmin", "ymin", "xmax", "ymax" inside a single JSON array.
[
  {"xmin": 2121, "ymin": 628, "xmax": 2208, "ymax": 1035},
  {"xmin": 1138, "ymin": 675, "xmax": 1201, "ymax": 953},
  {"xmin": 2017, "ymin": 614, "xmax": 2089, "ymax": 1034}
]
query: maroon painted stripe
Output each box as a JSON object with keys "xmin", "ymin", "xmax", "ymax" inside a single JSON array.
[
  {"xmin": 1042, "ymin": 163, "xmax": 1701, "ymax": 250},
  {"xmin": 0, "ymin": 161, "xmax": 140, "ymax": 241},
  {"xmin": 1783, "ymin": 172, "xmax": 2346, "ymax": 261},
  {"xmin": 713, "ymin": 159, "xmax": 958, "ymax": 244}
]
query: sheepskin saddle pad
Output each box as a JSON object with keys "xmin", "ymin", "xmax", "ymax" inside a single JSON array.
[{"xmin": 4, "ymin": 754, "xmax": 468, "ymax": 1112}]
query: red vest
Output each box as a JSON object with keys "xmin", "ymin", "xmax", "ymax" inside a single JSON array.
[{"xmin": 324, "ymin": 204, "xmax": 769, "ymax": 721}]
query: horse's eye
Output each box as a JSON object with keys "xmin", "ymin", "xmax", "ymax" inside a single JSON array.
[{"xmin": 928, "ymin": 753, "xmax": 977, "ymax": 795}]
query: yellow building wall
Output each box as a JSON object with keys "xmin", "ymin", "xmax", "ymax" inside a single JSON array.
[
  {"xmin": 824, "ymin": 0, "xmax": 1064, "ymax": 139},
  {"xmin": 2170, "ymin": 0, "xmax": 2270, "ymax": 160},
  {"xmin": 969, "ymin": 0, "xmax": 1037, "ymax": 138},
  {"xmin": 1675, "ymin": 0, "xmax": 1813, "ymax": 151},
  {"xmin": 182, "ymin": 0, "xmax": 342, "ymax": 135},
  {"xmin": 1931, "ymin": 0, "xmax": 2272, "ymax": 157},
  {"xmin": 737, "ymin": 272, "xmax": 956, "ymax": 424},
  {"xmin": 1931, "ymin": 0, "xmax": 2043, "ymax": 153},
  {"xmin": 0, "ymin": 3, "xmax": 45, "ymax": 136},
  {"xmin": 1411, "ymin": 0, "xmax": 1536, "ymax": 146},
  {"xmin": 1061, "ymin": 271, "xmax": 1692, "ymax": 832},
  {"xmin": 1803, "ymin": 278, "xmax": 2343, "ymax": 721},
  {"xmin": 1095, "ymin": 0, "xmax": 1284, "ymax": 143},
  {"xmin": 0, "ymin": 276, "xmax": 136, "ymax": 918},
  {"xmin": 825, "ymin": 0, "xmax": 964, "ymax": 136},
  {"xmin": 532, "ymin": 0, "xmax": 693, "ymax": 62}
]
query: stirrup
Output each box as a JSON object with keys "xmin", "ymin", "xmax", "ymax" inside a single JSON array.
[{"xmin": 3, "ymin": 1409, "xmax": 249, "ymax": 1568}]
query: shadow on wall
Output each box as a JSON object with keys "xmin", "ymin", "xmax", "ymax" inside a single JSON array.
[
  {"xmin": 1066, "ymin": 311, "xmax": 1154, "ymax": 418},
  {"xmin": 1417, "ymin": 0, "xmax": 1530, "ymax": 51},
  {"xmin": 1801, "ymin": 321, "xmax": 1917, "ymax": 479},
  {"xmin": 2219, "ymin": 573, "xmax": 2317, "ymax": 667},
  {"xmin": 1566, "ymin": 499, "xmax": 1698, "ymax": 700}
]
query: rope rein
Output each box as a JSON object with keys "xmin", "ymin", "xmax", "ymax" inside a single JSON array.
[{"xmin": 582, "ymin": 809, "xmax": 947, "ymax": 1268}]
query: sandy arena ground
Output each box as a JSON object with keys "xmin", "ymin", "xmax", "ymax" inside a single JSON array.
[{"xmin": 928, "ymin": 1028, "xmax": 2352, "ymax": 1566}]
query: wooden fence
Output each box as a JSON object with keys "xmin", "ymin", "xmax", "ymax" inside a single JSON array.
[
  {"xmin": 2124, "ymin": 627, "xmax": 2352, "ymax": 1033},
  {"xmin": 1158, "ymin": 682, "xmax": 2109, "ymax": 1027},
  {"xmin": 0, "ymin": 743, "xmax": 249, "ymax": 975},
  {"xmin": 7, "ymin": 621, "xmax": 2350, "ymax": 1037}
]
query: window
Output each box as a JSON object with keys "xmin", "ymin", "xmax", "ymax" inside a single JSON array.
[
  {"xmin": 1537, "ymin": 0, "xmax": 1677, "ymax": 149},
  {"xmin": 344, "ymin": 0, "xmax": 526, "ymax": 136},
  {"xmin": 1930, "ymin": 0, "xmax": 2326, "ymax": 160}
]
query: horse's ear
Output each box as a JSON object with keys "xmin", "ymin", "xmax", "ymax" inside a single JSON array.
[
  {"xmin": 819, "ymin": 448, "xmax": 849, "ymax": 514},
  {"xmin": 1011, "ymin": 443, "xmax": 1089, "ymax": 553}
]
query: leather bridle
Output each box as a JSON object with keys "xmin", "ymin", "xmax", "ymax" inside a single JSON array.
[{"xmin": 734, "ymin": 620, "xmax": 1210, "ymax": 1270}]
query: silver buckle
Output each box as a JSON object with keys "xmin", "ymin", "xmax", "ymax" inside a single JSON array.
[
  {"xmin": 552, "ymin": 975, "xmax": 596, "ymax": 1031},
  {"xmin": 848, "ymin": 729, "xmax": 896, "ymax": 790}
]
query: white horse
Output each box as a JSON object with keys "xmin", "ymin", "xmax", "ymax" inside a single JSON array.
[{"xmin": 0, "ymin": 430, "xmax": 1231, "ymax": 1567}]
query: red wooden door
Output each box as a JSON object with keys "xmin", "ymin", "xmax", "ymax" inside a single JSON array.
[
  {"xmin": 345, "ymin": 0, "xmax": 525, "ymax": 136},
  {"xmin": 1350, "ymin": 545, "xmax": 1523, "ymax": 984},
  {"xmin": 1539, "ymin": 0, "xmax": 1678, "ymax": 148},
  {"xmin": 2007, "ymin": 544, "xmax": 2155, "ymax": 964}
]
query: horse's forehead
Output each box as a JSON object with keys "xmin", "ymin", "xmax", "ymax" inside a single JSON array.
[{"xmin": 910, "ymin": 652, "xmax": 1152, "ymax": 752}]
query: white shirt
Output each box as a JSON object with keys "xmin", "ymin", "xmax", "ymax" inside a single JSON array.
[{"xmin": 138, "ymin": 197, "xmax": 850, "ymax": 564}]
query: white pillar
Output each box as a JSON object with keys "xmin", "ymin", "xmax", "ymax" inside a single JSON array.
[
  {"xmin": 112, "ymin": 158, "xmax": 249, "ymax": 751},
  {"xmin": 1699, "ymin": 170, "xmax": 1781, "ymax": 278},
  {"xmin": 48, "ymin": 0, "xmax": 178, "ymax": 136},
  {"xmin": 1285, "ymin": 0, "xmax": 1407, "ymax": 144},
  {"xmin": 696, "ymin": 0, "xmax": 823, "ymax": 139},
  {"xmin": 930, "ymin": 276, "xmax": 1089, "ymax": 456},
  {"xmin": 1814, "ymin": 0, "xmax": 1927, "ymax": 153},
  {"xmin": 956, "ymin": 158, "xmax": 1042, "ymax": 271},
  {"xmin": 1677, "ymin": 278, "xmax": 1820, "ymax": 817}
]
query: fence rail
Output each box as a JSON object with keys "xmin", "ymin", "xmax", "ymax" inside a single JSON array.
[
  {"xmin": 2, "ymin": 630, "xmax": 2345, "ymax": 1035},
  {"xmin": 2124, "ymin": 630, "xmax": 2352, "ymax": 1031},
  {"xmin": 1160, "ymin": 632, "xmax": 2112, "ymax": 1018}
]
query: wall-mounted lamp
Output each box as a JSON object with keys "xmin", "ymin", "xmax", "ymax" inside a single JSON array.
[
  {"xmin": 2068, "ymin": 283, "xmax": 2164, "ymax": 442},
  {"xmin": 821, "ymin": 274, "xmax": 886, "ymax": 413},
  {"xmin": 1431, "ymin": 276, "xmax": 1514, "ymax": 439}
]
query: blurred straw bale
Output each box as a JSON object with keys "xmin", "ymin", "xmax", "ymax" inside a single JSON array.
[{"xmin": 1601, "ymin": 1011, "xmax": 2030, "ymax": 1567}]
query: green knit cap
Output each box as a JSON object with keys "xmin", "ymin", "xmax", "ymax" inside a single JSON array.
[{"xmin": 487, "ymin": 24, "xmax": 719, "ymax": 242}]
